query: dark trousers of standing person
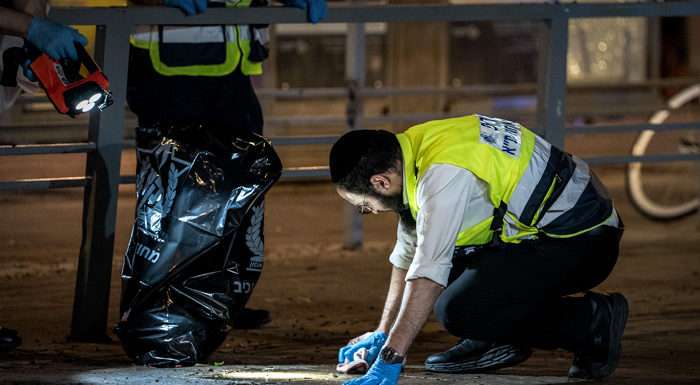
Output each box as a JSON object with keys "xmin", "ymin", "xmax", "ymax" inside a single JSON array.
[{"xmin": 433, "ymin": 224, "xmax": 623, "ymax": 353}]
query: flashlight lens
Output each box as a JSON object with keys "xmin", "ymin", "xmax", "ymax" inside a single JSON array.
[
  {"xmin": 76, "ymin": 99, "xmax": 96, "ymax": 112},
  {"xmin": 89, "ymin": 93, "xmax": 103, "ymax": 103}
]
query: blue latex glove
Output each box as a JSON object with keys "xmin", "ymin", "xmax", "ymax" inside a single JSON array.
[
  {"xmin": 165, "ymin": 0, "xmax": 208, "ymax": 16},
  {"xmin": 338, "ymin": 331, "xmax": 386, "ymax": 366},
  {"xmin": 21, "ymin": 59, "xmax": 36, "ymax": 81},
  {"xmin": 25, "ymin": 18, "xmax": 88, "ymax": 61},
  {"xmin": 282, "ymin": 0, "xmax": 327, "ymax": 23},
  {"xmin": 343, "ymin": 358, "xmax": 402, "ymax": 385}
]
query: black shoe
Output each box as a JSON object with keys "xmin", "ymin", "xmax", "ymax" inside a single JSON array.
[
  {"xmin": 568, "ymin": 292, "xmax": 629, "ymax": 380},
  {"xmin": 0, "ymin": 327, "xmax": 21, "ymax": 352},
  {"xmin": 232, "ymin": 308, "xmax": 271, "ymax": 329},
  {"xmin": 425, "ymin": 339, "xmax": 532, "ymax": 373}
]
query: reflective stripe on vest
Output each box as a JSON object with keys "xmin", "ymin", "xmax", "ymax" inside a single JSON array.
[
  {"xmin": 507, "ymin": 137, "xmax": 613, "ymax": 237},
  {"xmin": 506, "ymin": 135, "xmax": 552, "ymax": 224},
  {"xmin": 397, "ymin": 114, "xmax": 613, "ymax": 248},
  {"xmin": 129, "ymin": 0, "xmax": 263, "ymax": 76},
  {"xmin": 538, "ymin": 155, "xmax": 590, "ymax": 227}
]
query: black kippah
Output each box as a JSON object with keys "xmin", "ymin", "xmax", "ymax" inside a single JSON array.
[{"xmin": 329, "ymin": 130, "xmax": 376, "ymax": 183}]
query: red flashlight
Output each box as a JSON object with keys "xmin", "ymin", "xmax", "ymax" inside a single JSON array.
[{"xmin": 1, "ymin": 43, "xmax": 112, "ymax": 117}]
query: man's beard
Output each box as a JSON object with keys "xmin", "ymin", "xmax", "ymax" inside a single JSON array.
[{"xmin": 371, "ymin": 191, "xmax": 416, "ymax": 230}]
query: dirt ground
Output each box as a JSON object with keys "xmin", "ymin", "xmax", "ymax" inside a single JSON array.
[{"xmin": 0, "ymin": 152, "xmax": 699, "ymax": 384}]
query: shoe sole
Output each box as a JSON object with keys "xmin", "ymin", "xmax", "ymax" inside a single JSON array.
[
  {"xmin": 425, "ymin": 344, "xmax": 532, "ymax": 374},
  {"xmin": 591, "ymin": 293, "xmax": 629, "ymax": 379}
]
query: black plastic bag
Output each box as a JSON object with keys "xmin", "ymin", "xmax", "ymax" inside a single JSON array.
[{"xmin": 116, "ymin": 127, "xmax": 281, "ymax": 367}]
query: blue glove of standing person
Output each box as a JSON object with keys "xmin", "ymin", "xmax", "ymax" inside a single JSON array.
[
  {"xmin": 343, "ymin": 358, "xmax": 402, "ymax": 385},
  {"xmin": 165, "ymin": 0, "xmax": 208, "ymax": 16},
  {"xmin": 25, "ymin": 18, "xmax": 88, "ymax": 61},
  {"xmin": 338, "ymin": 331, "xmax": 386, "ymax": 367},
  {"xmin": 21, "ymin": 59, "xmax": 36, "ymax": 81},
  {"xmin": 282, "ymin": 0, "xmax": 326, "ymax": 23}
]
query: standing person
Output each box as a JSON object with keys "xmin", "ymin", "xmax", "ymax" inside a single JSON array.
[
  {"xmin": 330, "ymin": 114, "xmax": 627, "ymax": 384},
  {"xmin": 0, "ymin": 0, "xmax": 87, "ymax": 352},
  {"xmin": 125, "ymin": 0, "xmax": 326, "ymax": 329}
]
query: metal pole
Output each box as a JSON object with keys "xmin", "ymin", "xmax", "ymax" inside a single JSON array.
[
  {"xmin": 343, "ymin": 20, "xmax": 366, "ymax": 249},
  {"xmin": 69, "ymin": 22, "xmax": 131, "ymax": 341},
  {"xmin": 536, "ymin": 14, "xmax": 569, "ymax": 149}
]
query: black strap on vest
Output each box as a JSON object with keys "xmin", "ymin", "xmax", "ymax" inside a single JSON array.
[
  {"xmin": 489, "ymin": 201, "xmax": 508, "ymax": 247},
  {"xmin": 453, "ymin": 201, "xmax": 508, "ymax": 259}
]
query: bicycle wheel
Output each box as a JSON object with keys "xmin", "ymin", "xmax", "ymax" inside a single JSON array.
[{"xmin": 626, "ymin": 84, "xmax": 700, "ymax": 220}]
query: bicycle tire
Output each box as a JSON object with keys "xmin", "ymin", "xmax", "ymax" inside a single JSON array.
[{"xmin": 626, "ymin": 84, "xmax": 700, "ymax": 220}]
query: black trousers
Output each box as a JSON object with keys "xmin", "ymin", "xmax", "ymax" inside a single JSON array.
[{"xmin": 434, "ymin": 225, "xmax": 623, "ymax": 352}]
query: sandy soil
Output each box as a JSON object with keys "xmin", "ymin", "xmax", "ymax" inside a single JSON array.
[{"xmin": 0, "ymin": 153, "xmax": 699, "ymax": 384}]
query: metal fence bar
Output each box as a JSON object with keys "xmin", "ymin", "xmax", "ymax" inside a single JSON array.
[
  {"xmin": 343, "ymin": 15, "xmax": 365, "ymax": 250},
  {"xmin": 358, "ymin": 84, "xmax": 538, "ymax": 96},
  {"xmin": 256, "ymin": 87, "xmax": 347, "ymax": 99},
  {"xmin": 16, "ymin": 77, "xmax": 698, "ymax": 106},
  {"xmin": 5, "ymin": 115, "xmax": 699, "ymax": 135},
  {"xmin": 584, "ymin": 153, "xmax": 700, "ymax": 166},
  {"xmin": 122, "ymin": 168, "xmax": 331, "ymax": 185},
  {"xmin": 564, "ymin": 2, "xmax": 700, "ymax": 18},
  {"xmin": 6, "ymin": 116, "xmax": 700, "ymax": 138},
  {"xmin": 0, "ymin": 177, "xmax": 89, "ymax": 191},
  {"xmin": 362, "ymin": 113, "xmax": 462, "ymax": 126},
  {"xmin": 0, "ymin": 143, "xmax": 96, "ymax": 156},
  {"xmin": 568, "ymin": 122, "xmax": 700, "ymax": 135},
  {"xmin": 270, "ymin": 135, "xmax": 338, "ymax": 146},
  {"xmin": 70, "ymin": 23, "xmax": 131, "ymax": 342},
  {"xmin": 0, "ymin": 119, "xmax": 138, "ymax": 130},
  {"xmin": 121, "ymin": 168, "xmax": 332, "ymax": 184},
  {"xmin": 265, "ymin": 116, "xmax": 347, "ymax": 126},
  {"xmin": 51, "ymin": 4, "xmax": 556, "ymax": 25},
  {"xmin": 282, "ymin": 167, "xmax": 330, "ymax": 180},
  {"xmin": 536, "ymin": 12, "xmax": 569, "ymax": 148},
  {"xmin": 566, "ymin": 103, "xmax": 667, "ymax": 117},
  {"xmin": 10, "ymin": 152, "xmax": 700, "ymax": 192},
  {"xmin": 356, "ymin": 79, "xmax": 700, "ymax": 97},
  {"xmin": 568, "ymin": 77, "xmax": 700, "ymax": 90},
  {"xmin": 0, "ymin": 121, "xmax": 91, "ymax": 129},
  {"xmin": 0, "ymin": 169, "xmax": 332, "ymax": 191}
]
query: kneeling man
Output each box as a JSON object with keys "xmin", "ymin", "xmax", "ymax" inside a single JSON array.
[{"xmin": 330, "ymin": 115, "xmax": 627, "ymax": 385}]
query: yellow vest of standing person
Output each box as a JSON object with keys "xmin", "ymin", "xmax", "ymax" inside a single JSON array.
[
  {"xmin": 129, "ymin": 0, "xmax": 264, "ymax": 77},
  {"xmin": 396, "ymin": 114, "xmax": 613, "ymax": 248}
]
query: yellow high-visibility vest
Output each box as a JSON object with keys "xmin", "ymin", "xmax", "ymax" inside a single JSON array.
[
  {"xmin": 129, "ymin": 0, "xmax": 264, "ymax": 77},
  {"xmin": 396, "ymin": 114, "xmax": 613, "ymax": 247}
]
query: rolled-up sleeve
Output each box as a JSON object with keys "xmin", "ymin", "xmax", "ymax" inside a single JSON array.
[
  {"xmin": 388, "ymin": 220, "xmax": 417, "ymax": 270},
  {"xmin": 405, "ymin": 165, "xmax": 484, "ymax": 287}
]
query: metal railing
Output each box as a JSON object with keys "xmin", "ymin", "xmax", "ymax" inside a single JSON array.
[{"xmin": 0, "ymin": 2, "xmax": 699, "ymax": 341}]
